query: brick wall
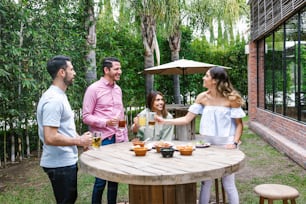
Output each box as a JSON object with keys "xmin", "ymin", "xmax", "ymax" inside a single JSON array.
[{"xmin": 247, "ymin": 40, "xmax": 306, "ymax": 169}]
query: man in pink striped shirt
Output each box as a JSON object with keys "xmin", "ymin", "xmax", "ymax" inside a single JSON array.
[{"xmin": 82, "ymin": 57, "xmax": 128, "ymax": 204}]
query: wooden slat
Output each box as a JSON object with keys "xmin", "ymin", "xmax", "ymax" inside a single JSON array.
[
  {"xmin": 129, "ymin": 183, "xmax": 196, "ymax": 204},
  {"xmin": 249, "ymin": 0, "xmax": 306, "ymax": 41}
]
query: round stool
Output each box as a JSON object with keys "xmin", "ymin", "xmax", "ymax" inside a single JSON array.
[{"xmin": 254, "ymin": 184, "xmax": 299, "ymax": 204}]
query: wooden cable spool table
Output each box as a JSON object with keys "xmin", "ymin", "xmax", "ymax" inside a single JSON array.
[{"xmin": 79, "ymin": 141, "xmax": 245, "ymax": 204}]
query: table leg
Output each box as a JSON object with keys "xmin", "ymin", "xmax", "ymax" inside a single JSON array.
[{"xmin": 129, "ymin": 183, "xmax": 197, "ymax": 204}]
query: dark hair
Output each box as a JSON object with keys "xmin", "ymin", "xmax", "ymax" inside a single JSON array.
[
  {"xmin": 102, "ymin": 57, "xmax": 120, "ymax": 74},
  {"xmin": 146, "ymin": 91, "xmax": 168, "ymax": 118},
  {"xmin": 47, "ymin": 55, "xmax": 71, "ymax": 79},
  {"xmin": 209, "ymin": 66, "xmax": 244, "ymax": 105}
]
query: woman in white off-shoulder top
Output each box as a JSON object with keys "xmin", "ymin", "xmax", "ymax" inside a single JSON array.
[{"xmin": 156, "ymin": 66, "xmax": 245, "ymax": 204}]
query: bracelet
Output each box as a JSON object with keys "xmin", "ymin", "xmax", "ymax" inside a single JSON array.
[{"xmin": 233, "ymin": 142, "xmax": 238, "ymax": 148}]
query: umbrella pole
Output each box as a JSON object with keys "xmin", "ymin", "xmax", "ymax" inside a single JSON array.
[{"xmin": 183, "ymin": 69, "xmax": 186, "ymax": 105}]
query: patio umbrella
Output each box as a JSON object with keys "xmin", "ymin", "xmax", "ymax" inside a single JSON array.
[
  {"xmin": 142, "ymin": 59, "xmax": 231, "ymax": 104},
  {"xmin": 143, "ymin": 59, "xmax": 230, "ymax": 75}
]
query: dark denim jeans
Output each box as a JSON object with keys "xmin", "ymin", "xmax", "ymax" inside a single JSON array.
[
  {"xmin": 43, "ymin": 163, "xmax": 78, "ymax": 204},
  {"xmin": 92, "ymin": 136, "xmax": 118, "ymax": 204}
]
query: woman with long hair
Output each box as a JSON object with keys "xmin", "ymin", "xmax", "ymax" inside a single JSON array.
[
  {"xmin": 157, "ymin": 67, "xmax": 245, "ymax": 204},
  {"xmin": 132, "ymin": 91, "xmax": 174, "ymax": 141}
]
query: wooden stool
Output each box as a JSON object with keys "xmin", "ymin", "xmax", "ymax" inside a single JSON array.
[
  {"xmin": 254, "ymin": 184, "xmax": 299, "ymax": 204},
  {"xmin": 214, "ymin": 178, "xmax": 226, "ymax": 204}
]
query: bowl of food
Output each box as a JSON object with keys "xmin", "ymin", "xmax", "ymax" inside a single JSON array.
[
  {"xmin": 155, "ymin": 141, "xmax": 173, "ymax": 153},
  {"xmin": 179, "ymin": 146, "xmax": 194, "ymax": 156},
  {"xmin": 133, "ymin": 147, "xmax": 148, "ymax": 156},
  {"xmin": 132, "ymin": 140, "xmax": 145, "ymax": 147},
  {"xmin": 160, "ymin": 147, "xmax": 175, "ymax": 158}
]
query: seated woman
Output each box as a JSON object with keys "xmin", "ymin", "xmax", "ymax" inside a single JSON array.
[{"xmin": 132, "ymin": 91, "xmax": 174, "ymax": 141}]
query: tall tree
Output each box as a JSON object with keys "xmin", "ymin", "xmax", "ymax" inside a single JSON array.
[
  {"xmin": 129, "ymin": 0, "xmax": 173, "ymax": 97},
  {"xmin": 169, "ymin": 25, "xmax": 182, "ymax": 104},
  {"xmin": 166, "ymin": 0, "xmax": 183, "ymax": 104},
  {"xmin": 84, "ymin": 0, "xmax": 97, "ymax": 83}
]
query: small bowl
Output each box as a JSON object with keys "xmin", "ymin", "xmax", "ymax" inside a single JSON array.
[
  {"xmin": 155, "ymin": 143, "xmax": 172, "ymax": 153},
  {"xmin": 155, "ymin": 145, "xmax": 162, "ymax": 153},
  {"xmin": 179, "ymin": 148, "xmax": 193, "ymax": 156},
  {"xmin": 160, "ymin": 147, "xmax": 174, "ymax": 158},
  {"xmin": 134, "ymin": 147, "xmax": 147, "ymax": 156},
  {"xmin": 132, "ymin": 141, "xmax": 145, "ymax": 147}
]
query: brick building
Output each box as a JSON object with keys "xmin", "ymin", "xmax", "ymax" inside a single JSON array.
[{"xmin": 247, "ymin": 0, "xmax": 305, "ymax": 169}]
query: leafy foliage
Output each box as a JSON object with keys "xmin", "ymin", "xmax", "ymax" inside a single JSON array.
[{"xmin": 0, "ymin": 0, "xmax": 248, "ymax": 162}]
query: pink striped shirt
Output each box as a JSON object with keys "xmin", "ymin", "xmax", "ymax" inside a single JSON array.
[{"xmin": 82, "ymin": 77, "xmax": 128, "ymax": 142}]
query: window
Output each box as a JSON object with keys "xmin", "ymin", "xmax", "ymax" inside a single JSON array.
[{"xmin": 263, "ymin": 7, "xmax": 306, "ymax": 122}]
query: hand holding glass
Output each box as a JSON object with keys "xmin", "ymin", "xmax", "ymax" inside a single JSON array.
[
  {"xmin": 118, "ymin": 115, "xmax": 127, "ymax": 130},
  {"xmin": 138, "ymin": 114, "xmax": 146, "ymax": 127}
]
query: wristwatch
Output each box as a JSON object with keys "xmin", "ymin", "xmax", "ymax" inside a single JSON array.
[{"xmin": 233, "ymin": 142, "xmax": 238, "ymax": 148}]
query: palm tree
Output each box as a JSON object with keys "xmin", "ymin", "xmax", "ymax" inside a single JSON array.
[
  {"xmin": 169, "ymin": 25, "xmax": 182, "ymax": 104},
  {"xmin": 128, "ymin": 0, "xmax": 160, "ymax": 96},
  {"xmin": 125, "ymin": 0, "xmax": 248, "ymax": 100},
  {"xmin": 124, "ymin": 0, "xmax": 184, "ymax": 100},
  {"xmin": 167, "ymin": 1, "xmax": 183, "ymax": 104},
  {"xmin": 84, "ymin": 0, "xmax": 97, "ymax": 83}
]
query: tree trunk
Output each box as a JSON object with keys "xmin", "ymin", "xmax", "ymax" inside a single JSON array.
[
  {"xmin": 3, "ymin": 121, "xmax": 7, "ymax": 167},
  {"xmin": 17, "ymin": 18, "xmax": 24, "ymax": 161},
  {"xmin": 85, "ymin": 2, "xmax": 97, "ymax": 83},
  {"xmin": 18, "ymin": 136, "xmax": 22, "ymax": 161},
  {"xmin": 25, "ymin": 118, "xmax": 30, "ymax": 157},
  {"xmin": 141, "ymin": 15, "xmax": 158, "ymax": 97},
  {"xmin": 169, "ymin": 29, "xmax": 181, "ymax": 104},
  {"xmin": 11, "ymin": 132, "xmax": 15, "ymax": 163},
  {"xmin": 37, "ymin": 136, "xmax": 41, "ymax": 159}
]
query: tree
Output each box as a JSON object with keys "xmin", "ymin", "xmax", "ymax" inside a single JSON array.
[
  {"xmin": 166, "ymin": 1, "xmax": 183, "ymax": 104},
  {"xmin": 129, "ymin": 0, "xmax": 174, "ymax": 97},
  {"xmin": 187, "ymin": 0, "xmax": 249, "ymax": 45},
  {"xmin": 84, "ymin": 0, "xmax": 97, "ymax": 83}
]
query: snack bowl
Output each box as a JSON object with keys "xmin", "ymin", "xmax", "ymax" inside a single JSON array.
[
  {"xmin": 132, "ymin": 140, "xmax": 145, "ymax": 147},
  {"xmin": 160, "ymin": 147, "xmax": 175, "ymax": 158},
  {"xmin": 155, "ymin": 145, "xmax": 162, "ymax": 153},
  {"xmin": 155, "ymin": 141, "xmax": 173, "ymax": 153},
  {"xmin": 134, "ymin": 147, "xmax": 148, "ymax": 156},
  {"xmin": 179, "ymin": 147, "xmax": 193, "ymax": 156}
]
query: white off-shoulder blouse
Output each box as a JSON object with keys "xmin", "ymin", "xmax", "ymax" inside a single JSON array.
[{"xmin": 188, "ymin": 103, "xmax": 246, "ymax": 145}]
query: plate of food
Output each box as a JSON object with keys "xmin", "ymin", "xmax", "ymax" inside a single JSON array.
[{"xmin": 195, "ymin": 140, "xmax": 211, "ymax": 148}]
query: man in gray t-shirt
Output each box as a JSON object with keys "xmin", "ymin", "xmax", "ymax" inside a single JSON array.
[{"xmin": 37, "ymin": 55, "xmax": 92, "ymax": 203}]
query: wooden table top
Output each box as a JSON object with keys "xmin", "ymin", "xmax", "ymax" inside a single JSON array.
[{"xmin": 79, "ymin": 141, "xmax": 245, "ymax": 185}]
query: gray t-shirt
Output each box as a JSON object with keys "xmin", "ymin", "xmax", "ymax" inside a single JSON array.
[{"xmin": 37, "ymin": 85, "xmax": 78, "ymax": 168}]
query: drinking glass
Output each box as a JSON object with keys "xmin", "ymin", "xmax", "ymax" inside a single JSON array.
[
  {"xmin": 138, "ymin": 114, "xmax": 146, "ymax": 127},
  {"xmin": 92, "ymin": 131, "xmax": 102, "ymax": 150},
  {"xmin": 118, "ymin": 115, "xmax": 127, "ymax": 130},
  {"xmin": 148, "ymin": 112, "xmax": 156, "ymax": 127}
]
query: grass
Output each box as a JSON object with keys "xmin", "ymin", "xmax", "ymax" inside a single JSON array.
[{"xmin": 0, "ymin": 117, "xmax": 305, "ymax": 203}]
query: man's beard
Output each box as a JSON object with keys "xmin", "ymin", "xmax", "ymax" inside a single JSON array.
[{"xmin": 63, "ymin": 75, "xmax": 73, "ymax": 86}]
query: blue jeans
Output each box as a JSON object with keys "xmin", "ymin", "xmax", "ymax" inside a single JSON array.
[
  {"xmin": 92, "ymin": 136, "xmax": 118, "ymax": 204},
  {"xmin": 43, "ymin": 163, "xmax": 78, "ymax": 204}
]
